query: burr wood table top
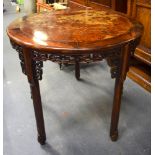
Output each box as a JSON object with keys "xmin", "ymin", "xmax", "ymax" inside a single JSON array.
[{"xmin": 7, "ymin": 8, "xmax": 143, "ymax": 54}]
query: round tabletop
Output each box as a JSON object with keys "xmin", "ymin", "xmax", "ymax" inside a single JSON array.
[{"xmin": 7, "ymin": 8, "xmax": 143, "ymax": 54}]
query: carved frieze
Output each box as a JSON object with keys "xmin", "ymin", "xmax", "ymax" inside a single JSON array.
[
  {"xmin": 10, "ymin": 40, "xmax": 123, "ymax": 80},
  {"xmin": 10, "ymin": 40, "xmax": 26, "ymax": 75}
]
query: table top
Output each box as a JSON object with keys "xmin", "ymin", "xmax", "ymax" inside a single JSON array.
[{"xmin": 7, "ymin": 8, "xmax": 143, "ymax": 54}]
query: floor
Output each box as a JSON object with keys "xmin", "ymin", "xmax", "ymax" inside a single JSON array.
[{"xmin": 3, "ymin": 1, "xmax": 151, "ymax": 155}]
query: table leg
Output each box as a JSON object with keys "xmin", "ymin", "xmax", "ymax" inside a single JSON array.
[
  {"xmin": 23, "ymin": 48, "xmax": 46, "ymax": 145},
  {"xmin": 75, "ymin": 60, "xmax": 80, "ymax": 80},
  {"xmin": 110, "ymin": 44, "xmax": 130, "ymax": 141},
  {"xmin": 59, "ymin": 63, "xmax": 62, "ymax": 70}
]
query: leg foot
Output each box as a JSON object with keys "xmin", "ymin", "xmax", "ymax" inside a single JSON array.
[
  {"xmin": 59, "ymin": 63, "xmax": 62, "ymax": 70},
  {"xmin": 38, "ymin": 135, "xmax": 46, "ymax": 145},
  {"xmin": 110, "ymin": 130, "xmax": 118, "ymax": 141},
  {"xmin": 75, "ymin": 60, "xmax": 80, "ymax": 80},
  {"xmin": 109, "ymin": 45, "xmax": 130, "ymax": 142}
]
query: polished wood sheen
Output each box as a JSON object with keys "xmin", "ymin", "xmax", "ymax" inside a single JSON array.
[
  {"xmin": 7, "ymin": 8, "xmax": 143, "ymax": 144},
  {"xmin": 7, "ymin": 9, "xmax": 142, "ymax": 52}
]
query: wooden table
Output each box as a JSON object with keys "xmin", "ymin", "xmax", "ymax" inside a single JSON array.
[{"xmin": 7, "ymin": 8, "xmax": 143, "ymax": 145}]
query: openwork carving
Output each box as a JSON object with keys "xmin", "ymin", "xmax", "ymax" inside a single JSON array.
[
  {"xmin": 106, "ymin": 56, "xmax": 121, "ymax": 78},
  {"xmin": 10, "ymin": 40, "xmax": 26, "ymax": 75},
  {"xmin": 32, "ymin": 47, "xmax": 122, "ymax": 79},
  {"xmin": 32, "ymin": 48, "xmax": 121, "ymax": 64},
  {"xmin": 32, "ymin": 51, "xmax": 44, "ymax": 80},
  {"xmin": 33, "ymin": 60, "xmax": 43, "ymax": 80},
  {"xmin": 10, "ymin": 39, "xmax": 123, "ymax": 80},
  {"xmin": 105, "ymin": 47, "xmax": 122, "ymax": 78},
  {"xmin": 10, "ymin": 41, "xmax": 43, "ymax": 80}
]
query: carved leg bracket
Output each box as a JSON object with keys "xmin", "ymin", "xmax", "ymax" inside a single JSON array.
[
  {"xmin": 106, "ymin": 56, "xmax": 121, "ymax": 79},
  {"xmin": 10, "ymin": 40, "xmax": 27, "ymax": 75},
  {"xmin": 33, "ymin": 60, "xmax": 43, "ymax": 80}
]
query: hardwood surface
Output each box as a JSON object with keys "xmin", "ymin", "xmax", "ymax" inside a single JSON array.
[
  {"xmin": 7, "ymin": 9, "xmax": 143, "ymax": 144},
  {"xmin": 7, "ymin": 9, "xmax": 142, "ymax": 53}
]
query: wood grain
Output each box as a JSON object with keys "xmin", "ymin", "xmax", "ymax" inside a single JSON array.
[{"xmin": 7, "ymin": 9, "xmax": 142, "ymax": 53}]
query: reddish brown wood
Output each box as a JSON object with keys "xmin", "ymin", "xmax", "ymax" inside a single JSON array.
[
  {"xmin": 7, "ymin": 9, "xmax": 142, "ymax": 53},
  {"xmin": 110, "ymin": 44, "xmax": 130, "ymax": 141},
  {"xmin": 23, "ymin": 48, "xmax": 46, "ymax": 145},
  {"xmin": 7, "ymin": 9, "xmax": 143, "ymax": 144}
]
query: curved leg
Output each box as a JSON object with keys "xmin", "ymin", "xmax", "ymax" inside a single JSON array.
[
  {"xmin": 110, "ymin": 44, "xmax": 130, "ymax": 141},
  {"xmin": 23, "ymin": 48, "xmax": 46, "ymax": 145}
]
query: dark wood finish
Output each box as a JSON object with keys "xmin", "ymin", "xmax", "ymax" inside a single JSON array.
[
  {"xmin": 110, "ymin": 44, "xmax": 130, "ymax": 140},
  {"xmin": 7, "ymin": 9, "xmax": 142, "ymax": 52},
  {"xmin": 7, "ymin": 9, "xmax": 143, "ymax": 144},
  {"xmin": 127, "ymin": 63, "xmax": 151, "ymax": 91},
  {"xmin": 75, "ymin": 59, "xmax": 80, "ymax": 80},
  {"xmin": 23, "ymin": 48, "xmax": 46, "ymax": 144},
  {"xmin": 127, "ymin": 0, "xmax": 151, "ymax": 92}
]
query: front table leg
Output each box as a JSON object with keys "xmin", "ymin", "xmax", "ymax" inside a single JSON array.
[
  {"xmin": 23, "ymin": 48, "xmax": 46, "ymax": 145},
  {"xmin": 110, "ymin": 44, "xmax": 130, "ymax": 141}
]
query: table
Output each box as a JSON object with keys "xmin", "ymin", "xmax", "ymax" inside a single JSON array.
[{"xmin": 7, "ymin": 8, "xmax": 143, "ymax": 145}]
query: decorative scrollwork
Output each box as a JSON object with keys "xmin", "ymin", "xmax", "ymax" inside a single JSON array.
[
  {"xmin": 10, "ymin": 40, "xmax": 123, "ymax": 80},
  {"xmin": 10, "ymin": 41, "xmax": 43, "ymax": 81},
  {"xmin": 32, "ymin": 47, "xmax": 121, "ymax": 63},
  {"xmin": 105, "ymin": 47, "xmax": 122, "ymax": 78},
  {"xmin": 10, "ymin": 40, "xmax": 26, "ymax": 75},
  {"xmin": 106, "ymin": 56, "xmax": 121, "ymax": 78},
  {"xmin": 33, "ymin": 60, "xmax": 43, "ymax": 80},
  {"xmin": 32, "ymin": 47, "xmax": 122, "ymax": 79}
]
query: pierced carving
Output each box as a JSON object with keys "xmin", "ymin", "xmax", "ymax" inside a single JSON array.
[
  {"xmin": 10, "ymin": 40, "xmax": 123, "ymax": 80},
  {"xmin": 33, "ymin": 60, "xmax": 43, "ymax": 80},
  {"xmin": 106, "ymin": 47, "xmax": 122, "ymax": 78},
  {"xmin": 106, "ymin": 56, "xmax": 121, "ymax": 78},
  {"xmin": 32, "ymin": 51, "xmax": 43, "ymax": 80},
  {"xmin": 32, "ymin": 47, "xmax": 122, "ymax": 79},
  {"xmin": 32, "ymin": 48, "xmax": 121, "ymax": 63},
  {"xmin": 10, "ymin": 40, "xmax": 26, "ymax": 75},
  {"xmin": 10, "ymin": 41, "xmax": 43, "ymax": 81}
]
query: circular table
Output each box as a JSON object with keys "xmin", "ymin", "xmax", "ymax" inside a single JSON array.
[{"xmin": 7, "ymin": 8, "xmax": 143, "ymax": 145}]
